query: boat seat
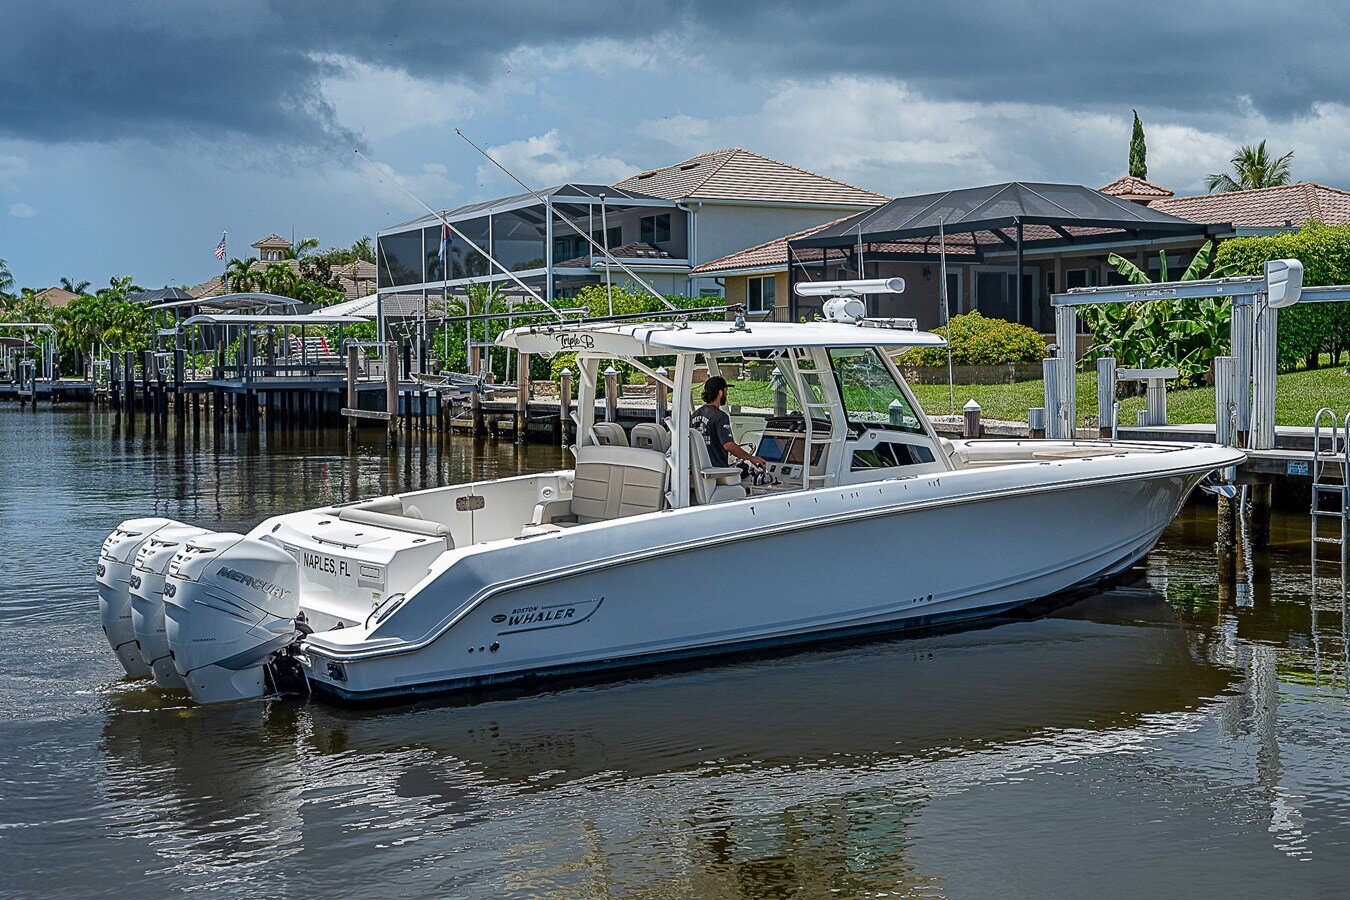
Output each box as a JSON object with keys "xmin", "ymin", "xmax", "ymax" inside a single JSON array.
[
  {"xmin": 326, "ymin": 497, "xmax": 452, "ymax": 547},
  {"xmin": 590, "ymin": 422, "xmax": 629, "ymax": 446},
  {"xmin": 689, "ymin": 427, "xmax": 746, "ymax": 505},
  {"xmin": 630, "ymin": 423, "xmax": 671, "ymax": 453},
  {"xmin": 527, "ymin": 445, "xmax": 667, "ymax": 531}
]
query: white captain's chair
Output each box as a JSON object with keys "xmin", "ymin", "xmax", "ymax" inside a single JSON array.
[
  {"xmin": 590, "ymin": 422, "xmax": 629, "ymax": 446},
  {"xmin": 630, "ymin": 423, "xmax": 670, "ymax": 453},
  {"xmin": 688, "ymin": 428, "xmax": 746, "ymax": 505}
]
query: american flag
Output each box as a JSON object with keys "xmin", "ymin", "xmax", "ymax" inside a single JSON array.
[{"xmin": 213, "ymin": 231, "xmax": 227, "ymax": 260}]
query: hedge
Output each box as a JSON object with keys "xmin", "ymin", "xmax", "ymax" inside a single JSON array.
[{"xmin": 1213, "ymin": 223, "xmax": 1350, "ymax": 370}]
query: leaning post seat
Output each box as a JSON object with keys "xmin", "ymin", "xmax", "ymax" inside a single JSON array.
[
  {"xmin": 528, "ymin": 445, "xmax": 668, "ymax": 530},
  {"xmin": 688, "ymin": 428, "xmax": 747, "ymax": 505}
]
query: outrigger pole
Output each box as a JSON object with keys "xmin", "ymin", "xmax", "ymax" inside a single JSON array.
[
  {"xmin": 455, "ymin": 128, "xmax": 680, "ymax": 312},
  {"xmin": 353, "ymin": 149, "xmax": 567, "ymax": 321}
]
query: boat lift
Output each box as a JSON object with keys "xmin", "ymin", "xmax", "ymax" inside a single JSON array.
[{"xmin": 1047, "ymin": 259, "xmax": 1350, "ymax": 451}]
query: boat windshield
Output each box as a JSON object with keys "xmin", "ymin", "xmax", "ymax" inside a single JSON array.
[{"xmin": 828, "ymin": 348, "xmax": 922, "ymax": 433}]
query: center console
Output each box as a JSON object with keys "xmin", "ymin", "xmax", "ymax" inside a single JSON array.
[{"xmin": 753, "ymin": 415, "xmax": 832, "ymax": 487}]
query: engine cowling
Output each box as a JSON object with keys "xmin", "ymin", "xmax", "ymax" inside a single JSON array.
[
  {"xmin": 163, "ymin": 532, "xmax": 300, "ymax": 704},
  {"xmin": 129, "ymin": 524, "xmax": 210, "ymax": 690},
  {"xmin": 98, "ymin": 517, "xmax": 188, "ymax": 677}
]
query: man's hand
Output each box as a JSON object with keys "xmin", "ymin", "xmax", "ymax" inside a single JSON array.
[{"xmin": 724, "ymin": 441, "xmax": 766, "ymax": 468}]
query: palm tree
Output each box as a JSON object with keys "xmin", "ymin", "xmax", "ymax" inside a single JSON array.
[
  {"xmin": 96, "ymin": 275, "xmax": 142, "ymax": 302},
  {"xmin": 1205, "ymin": 140, "xmax": 1295, "ymax": 193},
  {"xmin": 0, "ymin": 257, "xmax": 13, "ymax": 296},
  {"xmin": 225, "ymin": 258, "xmax": 257, "ymax": 293},
  {"xmin": 284, "ymin": 237, "xmax": 320, "ymax": 260},
  {"xmin": 59, "ymin": 276, "xmax": 91, "ymax": 294},
  {"xmin": 350, "ymin": 236, "xmax": 375, "ymax": 263},
  {"xmin": 257, "ymin": 262, "xmax": 300, "ymax": 297}
]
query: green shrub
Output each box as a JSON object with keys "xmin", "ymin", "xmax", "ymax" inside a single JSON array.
[
  {"xmin": 1214, "ymin": 222, "xmax": 1350, "ymax": 370},
  {"xmin": 897, "ymin": 312, "xmax": 1046, "ymax": 366}
]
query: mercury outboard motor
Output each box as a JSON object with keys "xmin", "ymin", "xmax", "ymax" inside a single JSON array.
[
  {"xmin": 163, "ymin": 532, "xmax": 300, "ymax": 704},
  {"xmin": 98, "ymin": 518, "xmax": 189, "ymax": 677},
  {"xmin": 129, "ymin": 524, "xmax": 210, "ymax": 690}
]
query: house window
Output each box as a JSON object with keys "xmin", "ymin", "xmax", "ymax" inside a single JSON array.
[
  {"xmin": 747, "ymin": 275, "xmax": 776, "ymax": 314},
  {"xmin": 640, "ymin": 213, "xmax": 671, "ymax": 245}
]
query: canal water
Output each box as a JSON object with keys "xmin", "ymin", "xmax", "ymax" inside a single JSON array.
[{"xmin": 3, "ymin": 407, "xmax": 1349, "ymax": 898}]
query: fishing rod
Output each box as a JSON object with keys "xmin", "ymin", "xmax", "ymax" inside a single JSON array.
[
  {"xmin": 454, "ymin": 128, "xmax": 680, "ymax": 313},
  {"xmin": 353, "ymin": 149, "xmax": 566, "ymax": 321}
]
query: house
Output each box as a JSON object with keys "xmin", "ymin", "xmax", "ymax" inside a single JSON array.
[
  {"xmin": 373, "ymin": 148, "xmax": 888, "ymax": 309},
  {"xmin": 31, "ymin": 287, "xmax": 81, "ymax": 309},
  {"xmin": 188, "ymin": 234, "xmax": 377, "ymax": 301}
]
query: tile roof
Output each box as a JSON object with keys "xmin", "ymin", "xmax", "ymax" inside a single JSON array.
[
  {"xmin": 1099, "ymin": 175, "xmax": 1174, "ymax": 199},
  {"xmin": 1151, "ymin": 182, "xmax": 1350, "ymax": 228},
  {"xmin": 250, "ymin": 233, "xmax": 294, "ymax": 249},
  {"xmin": 615, "ymin": 148, "xmax": 888, "ymax": 207},
  {"xmin": 692, "ymin": 215, "xmax": 984, "ymax": 275},
  {"xmin": 33, "ymin": 286, "xmax": 80, "ymax": 307}
]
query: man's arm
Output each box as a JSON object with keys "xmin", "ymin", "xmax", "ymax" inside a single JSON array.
[{"xmin": 723, "ymin": 440, "xmax": 766, "ymax": 467}]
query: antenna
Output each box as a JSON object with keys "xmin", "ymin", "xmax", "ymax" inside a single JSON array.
[
  {"xmin": 352, "ymin": 149, "xmax": 565, "ymax": 320},
  {"xmin": 455, "ymin": 128, "xmax": 679, "ymax": 312}
]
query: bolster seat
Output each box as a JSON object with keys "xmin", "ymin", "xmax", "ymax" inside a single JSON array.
[{"xmin": 529, "ymin": 445, "xmax": 668, "ymax": 530}]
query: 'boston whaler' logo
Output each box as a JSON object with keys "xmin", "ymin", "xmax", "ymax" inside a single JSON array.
[
  {"xmin": 497, "ymin": 597, "xmax": 603, "ymax": 634},
  {"xmin": 555, "ymin": 333, "xmax": 595, "ymax": 350}
]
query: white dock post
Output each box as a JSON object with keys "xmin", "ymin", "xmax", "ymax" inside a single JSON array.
[
  {"xmin": 1055, "ymin": 305, "xmax": 1078, "ymax": 439},
  {"xmin": 1230, "ymin": 298, "xmax": 1253, "ymax": 446},
  {"xmin": 1042, "ymin": 356, "xmax": 1064, "ymax": 439},
  {"xmin": 1096, "ymin": 357, "xmax": 1116, "ymax": 438},
  {"xmin": 1252, "ymin": 305, "xmax": 1279, "ymax": 450}
]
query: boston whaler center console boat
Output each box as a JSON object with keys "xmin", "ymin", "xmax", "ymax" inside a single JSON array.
[{"xmin": 97, "ymin": 279, "xmax": 1244, "ymax": 704}]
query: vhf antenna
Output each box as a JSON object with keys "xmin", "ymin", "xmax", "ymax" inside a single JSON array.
[
  {"xmin": 353, "ymin": 149, "xmax": 565, "ymax": 320},
  {"xmin": 455, "ymin": 129, "xmax": 679, "ymax": 312}
]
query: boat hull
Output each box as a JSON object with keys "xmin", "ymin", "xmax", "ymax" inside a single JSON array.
[{"xmin": 302, "ymin": 461, "xmax": 1214, "ymax": 701}]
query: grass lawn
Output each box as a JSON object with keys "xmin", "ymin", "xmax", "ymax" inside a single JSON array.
[{"xmin": 727, "ymin": 366, "xmax": 1350, "ymax": 428}]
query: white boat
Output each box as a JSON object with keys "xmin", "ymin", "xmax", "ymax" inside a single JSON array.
[{"xmin": 96, "ymin": 291, "xmax": 1244, "ymax": 704}]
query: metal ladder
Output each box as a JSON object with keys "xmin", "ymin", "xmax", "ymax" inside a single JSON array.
[
  {"xmin": 782, "ymin": 349, "xmax": 845, "ymax": 488},
  {"xmin": 1311, "ymin": 408, "xmax": 1349, "ymax": 590}
]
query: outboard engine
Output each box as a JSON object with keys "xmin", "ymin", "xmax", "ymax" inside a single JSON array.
[
  {"xmin": 98, "ymin": 518, "xmax": 189, "ymax": 677},
  {"xmin": 129, "ymin": 524, "xmax": 210, "ymax": 690},
  {"xmin": 163, "ymin": 532, "xmax": 300, "ymax": 704}
]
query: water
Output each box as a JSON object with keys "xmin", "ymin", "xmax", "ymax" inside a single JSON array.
[{"xmin": 3, "ymin": 407, "xmax": 1349, "ymax": 898}]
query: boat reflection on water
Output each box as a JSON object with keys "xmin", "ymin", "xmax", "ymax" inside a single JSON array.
[{"xmin": 95, "ymin": 583, "xmax": 1236, "ymax": 895}]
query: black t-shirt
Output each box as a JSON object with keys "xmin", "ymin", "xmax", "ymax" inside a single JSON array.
[{"xmin": 692, "ymin": 403, "xmax": 734, "ymax": 467}]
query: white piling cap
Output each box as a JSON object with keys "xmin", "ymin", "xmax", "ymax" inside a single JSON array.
[{"xmin": 963, "ymin": 399, "xmax": 982, "ymax": 412}]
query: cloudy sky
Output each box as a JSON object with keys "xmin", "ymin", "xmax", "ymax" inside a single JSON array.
[{"xmin": 4, "ymin": 0, "xmax": 1350, "ymax": 289}]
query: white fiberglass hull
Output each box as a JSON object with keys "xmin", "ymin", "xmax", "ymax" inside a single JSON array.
[{"xmin": 299, "ymin": 443, "xmax": 1239, "ymax": 701}]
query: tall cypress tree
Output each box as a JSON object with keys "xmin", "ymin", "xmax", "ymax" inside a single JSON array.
[{"xmin": 1129, "ymin": 110, "xmax": 1148, "ymax": 179}]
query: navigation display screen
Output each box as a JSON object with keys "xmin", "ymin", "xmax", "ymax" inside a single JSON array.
[{"xmin": 757, "ymin": 435, "xmax": 790, "ymax": 463}]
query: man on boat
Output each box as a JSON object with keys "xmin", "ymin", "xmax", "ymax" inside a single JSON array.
[{"xmin": 693, "ymin": 376, "xmax": 767, "ymax": 470}]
